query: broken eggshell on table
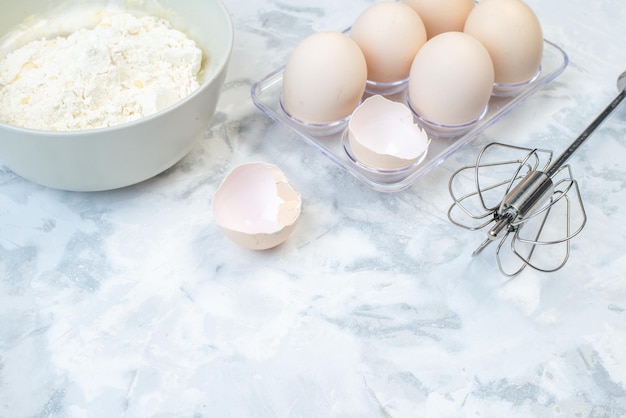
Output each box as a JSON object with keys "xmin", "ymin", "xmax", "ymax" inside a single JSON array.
[{"xmin": 212, "ymin": 162, "xmax": 302, "ymax": 250}]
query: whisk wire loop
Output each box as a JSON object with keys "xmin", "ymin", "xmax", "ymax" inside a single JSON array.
[
  {"xmin": 449, "ymin": 71, "xmax": 625, "ymax": 275},
  {"xmin": 448, "ymin": 144, "xmax": 587, "ymax": 276}
]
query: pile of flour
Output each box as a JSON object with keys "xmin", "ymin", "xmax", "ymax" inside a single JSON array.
[{"xmin": 0, "ymin": 12, "xmax": 203, "ymax": 131}]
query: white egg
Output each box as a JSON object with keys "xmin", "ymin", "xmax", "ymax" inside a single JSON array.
[
  {"xmin": 402, "ymin": 0, "xmax": 475, "ymax": 39},
  {"xmin": 408, "ymin": 32, "xmax": 494, "ymax": 128},
  {"xmin": 212, "ymin": 163, "xmax": 302, "ymax": 250},
  {"xmin": 464, "ymin": 0, "xmax": 543, "ymax": 86},
  {"xmin": 281, "ymin": 31, "xmax": 367, "ymax": 125},
  {"xmin": 350, "ymin": 1, "xmax": 426, "ymax": 84},
  {"xmin": 348, "ymin": 95, "xmax": 430, "ymax": 171}
]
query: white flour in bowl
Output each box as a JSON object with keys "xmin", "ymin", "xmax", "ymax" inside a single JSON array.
[{"xmin": 0, "ymin": 12, "xmax": 203, "ymax": 131}]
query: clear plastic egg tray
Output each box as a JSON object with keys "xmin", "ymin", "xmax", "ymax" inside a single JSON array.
[{"xmin": 251, "ymin": 39, "xmax": 568, "ymax": 192}]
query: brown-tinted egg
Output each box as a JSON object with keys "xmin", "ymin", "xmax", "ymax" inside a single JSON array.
[
  {"xmin": 350, "ymin": 1, "xmax": 427, "ymax": 83},
  {"xmin": 402, "ymin": 0, "xmax": 475, "ymax": 39},
  {"xmin": 464, "ymin": 0, "xmax": 543, "ymax": 86},
  {"xmin": 408, "ymin": 32, "xmax": 494, "ymax": 127},
  {"xmin": 281, "ymin": 31, "xmax": 367, "ymax": 124}
]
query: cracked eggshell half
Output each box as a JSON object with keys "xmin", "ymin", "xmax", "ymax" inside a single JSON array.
[
  {"xmin": 348, "ymin": 95, "xmax": 430, "ymax": 171},
  {"xmin": 212, "ymin": 163, "xmax": 302, "ymax": 250}
]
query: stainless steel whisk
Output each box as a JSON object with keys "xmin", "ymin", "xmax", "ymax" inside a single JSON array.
[{"xmin": 448, "ymin": 71, "xmax": 626, "ymax": 276}]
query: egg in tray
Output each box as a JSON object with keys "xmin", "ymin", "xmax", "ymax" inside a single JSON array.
[{"xmin": 213, "ymin": 0, "xmax": 568, "ymax": 250}]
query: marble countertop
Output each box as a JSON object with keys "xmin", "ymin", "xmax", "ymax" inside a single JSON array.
[{"xmin": 2, "ymin": 0, "xmax": 626, "ymax": 416}]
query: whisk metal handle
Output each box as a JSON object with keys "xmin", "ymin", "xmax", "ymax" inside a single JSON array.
[
  {"xmin": 545, "ymin": 87, "xmax": 626, "ymax": 178},
  {"xmin": 500, "ymin": 171, "xmax": 555, "ymax": 219}
]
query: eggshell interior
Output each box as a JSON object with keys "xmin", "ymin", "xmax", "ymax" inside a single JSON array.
[
  {"xmin": 348, "ymin": 95, "xmax": 429, "ymax": 170},
  {"xmin": 212, "ymin": 162, "xmax": 302, "ymax": 250}
]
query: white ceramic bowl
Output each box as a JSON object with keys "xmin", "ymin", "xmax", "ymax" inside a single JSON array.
[{"xmin": 0, "ymin": 0, "xmax": 233, "ymax": 191}]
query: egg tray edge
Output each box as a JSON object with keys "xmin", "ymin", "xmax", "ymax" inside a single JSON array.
[{"xmin": 250, "ymin": 38, "xmax": 569, "ymax": 193}]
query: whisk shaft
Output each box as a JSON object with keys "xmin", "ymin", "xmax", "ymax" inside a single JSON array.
[
  {"xmin": 483, "ymin": 87, "xmax": 626, "ymax": 252},
  {"xmin": 452, "ymin": 73, "xmax": 626, "ymax": 274},
  {"xmin": 545, "ymin": 88, "xmax": 626, "ymax": 178},
  {"xmin": 500, "ymin": 171, "xmax": 554, "ymax": 219}
]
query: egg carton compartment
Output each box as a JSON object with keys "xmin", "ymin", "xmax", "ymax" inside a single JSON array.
[{"xmin": 251, "ymin": 39, "xmax": 568, "ymax": 193}]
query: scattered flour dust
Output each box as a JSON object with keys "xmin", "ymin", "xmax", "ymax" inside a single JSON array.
[{"xmin": 0, "ymin": 12, "xmax": 203, "ymax": 131}]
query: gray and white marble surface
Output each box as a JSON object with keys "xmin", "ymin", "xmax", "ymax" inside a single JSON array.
[{"xmin": 2, "ymin": 0, "xmax": 626, "ymax": 417}]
